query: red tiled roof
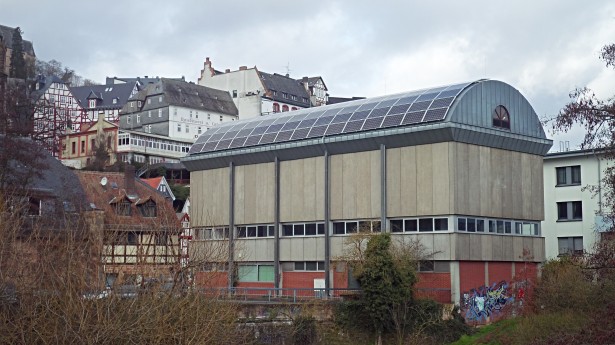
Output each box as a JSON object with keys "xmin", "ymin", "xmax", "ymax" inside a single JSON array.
[
  {"xmin": 141, "ymin": 176, "xmax": 163, "ymax": 190},
  {"xmin": 75, "ymin": 171, "xmax": 179, "ymax": 230}
]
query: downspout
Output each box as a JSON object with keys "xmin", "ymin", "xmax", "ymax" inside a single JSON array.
[{"xmin": 592, "ymin": 150, "xmax": 602, "ymax": 214}]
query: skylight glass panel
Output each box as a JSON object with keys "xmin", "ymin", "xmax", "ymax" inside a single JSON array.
[
  {"xmin": 291, "ymin": 128, "xmax": 310, "ymax": 140},
  {"xmin": 297, "ymin": 118, "xmax": 317, "ymax": 128},
  {"xmin": 343, "ymin": 120, "xmax": 365, "ymax": 133},
  {"xmin": 307, "ymin": 125, "xmax": 327, "ymax": 138},
  {"xmin": 402, "ymin": 111, "xmax": 426, "ymax": 125},
  {"xmin": 325, "ymin": 122, "xmax": 345, "ymax": 135},
  {"xmin": 381, "ymin": 114, "xmax": 404, "ymax": 128},
  {"xmin": 259, "ymin": 133, "xmax": 277, "ymax": 144}
]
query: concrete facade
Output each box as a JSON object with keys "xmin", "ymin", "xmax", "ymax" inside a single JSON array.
[{"xmin": 184, "ymin": 79, "xmax": 552, "ymax": 307}]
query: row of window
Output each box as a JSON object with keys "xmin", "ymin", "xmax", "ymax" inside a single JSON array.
[
  {"xmin": 237, "ymin": 225, "xmax": 275, "ymax": 238},
  {"xmin": 106, "ymin": 231, "xmax": 169, "ymax": 245},
  {"xmin": 272, "ymin": 103, "xmax": 299, "ymax": 113},
  {"xmin": 390, "ymin": 218, "xmax": 449, "ymax": 232},
  {"xmin": 283, "ymin": 223, "xmax": 326, "ymax": 236},
  {"xmin": 176, "ymin": 123, "xmax": 204, "ymax": 135},
  {"xmin": 112, "ymin": 199, "xmax": 157, "ymax": 217},
  {"xmin": 458, "ymin": 217, "xmax": 540, "ymax": 236},
  {"xmin": 194, "ymin": 216, "xmax": 542, "ymax": 240},
  {"xmin": 118, "ymin": 133, "xmax": 191, "ymax": 153},
  {"xmin": 332, "ymin": 220, "xmax": 381, "ymax": 234},
  {"xmin": 209, "ymin": 261, "xmax": 447, "ymax": 282}
]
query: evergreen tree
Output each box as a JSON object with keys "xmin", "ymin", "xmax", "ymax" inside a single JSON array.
[
  {"xmin": 358, "ymin": 233, "xmax": 417, "ymax": 344},
  {"xmin": 9, "ymin": 27, "xmax": 26, "ymax": 79}
]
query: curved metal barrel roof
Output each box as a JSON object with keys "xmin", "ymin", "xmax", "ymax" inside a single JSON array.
[
  {"xmin": 189, "ymin": 81, "xmax": 474, "ymax": 155},
  {"xmin": 184, "ymin": 80, "xmax": 552, "ymax": 170}
]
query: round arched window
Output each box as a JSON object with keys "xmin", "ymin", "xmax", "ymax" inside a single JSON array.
[{"xmin": 492, "ymin": 105, "xmax": 510, "ymax": 129}]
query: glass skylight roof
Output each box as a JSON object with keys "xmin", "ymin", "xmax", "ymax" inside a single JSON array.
[{"xmin": 189, "ymin": 81, "xmax": 474, "ymax": 155}]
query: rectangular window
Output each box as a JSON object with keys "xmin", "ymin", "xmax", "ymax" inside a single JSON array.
[
  {"xmin": 476, "ymin": 219, "xmax": 485, "ymax": 232},
  {"xmin": 258, "ymin": 265, "xmax": 274, "ymax": 282},
  {"xmin": 558, "ymin": 236, "xmax": 583, "ymax": 256},
  {"xmin": 283, "ymin": 224, "xmax": 293, "ymax": 236},
  {"xmin": 418, "ymin": 218, "xmax": 433, "ymax": 232},
  {"xmin": 305, "ymin": 223, "xmax": 317, "ymax": 236},
  {"xmin": 556, "ymin": 165, "xmax": 581, "ymax": 186},
  {"xmin": 390, "ymin": 219, "xmax": 403, "ymax": 233},
  {"xmin": 177, "ymin": 124, "xmax": 181, "ymax": 132},
  {"xmin": 346, "ymin": 222, "xmax": 358, "ymax": 234},
  {"xmin": 458, "ymin": 218, "xmax": 466, "ymax": 231},
  {"xmin": 504, "ymin": 221, "xmax": 512, "ymax": 234},
  {"xmin": 333, "ymin": 222, "xmax": 345, "ymax": 234},
  {"xmin": 467, "ymin": 218, "xmax": 476, "ymax": 232},
  {"xmin": 159, "ymin": 109, "xmax": 162, "ymax": 117},
  {"xmin": 71, "ymin": 141, "xmax": 76, "ymax": 154},
  {"xmin": 557, "ymin": 201, "xmax": 582, "ymax": 221},
  {"xmin": 434, "ymin": 218, "xmax": 448, "ymax": 231},
  {"xmin": 293, "ymin": 224, "xmax": 305, "ymax": 236},
  {"xmin": 232, "ymin": 90, "xmax": 237, "ymax": 98},
  {"xmin": 404, "ymin": 219, "xmax": 417, "ymax": 232},
  {"xmin": 81, "ymin": 140, "xmax": 85, "ymax": 154},
  {"xmin": 419, "ymin": 260, "xmax": 435, "ymax": 272},
  {"xmin": 317, "ymin": 223, "xmax": 325, "ymax": 235}
]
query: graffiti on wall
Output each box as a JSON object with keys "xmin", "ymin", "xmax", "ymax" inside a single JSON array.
[{"xmin": 463, "ymin": 280, "xmax": 513, "ymax": 321}]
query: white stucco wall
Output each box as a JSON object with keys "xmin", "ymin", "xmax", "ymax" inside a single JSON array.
[{"xmin": 542, "ymin": 151, "xmax": 611, "ymax": 259}]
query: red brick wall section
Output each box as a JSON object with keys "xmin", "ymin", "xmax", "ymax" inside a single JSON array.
[
  {"xmin": 415, "ymin": 272, "xmax": 451, "ymax": 304},
  {"xmin": 282, "ymin": 272, "xmax": 326, "ymax": 297},
  {"xmin": 459, "ymin": 261, "xmax": 486, "ymax": 294},
  {"xmin": 195, "ymin": 271, "xmax": 227, "ymax": 293},
  {"xmin": 235, "ymin": 282, "xmax": 275, "ymax": 296},
  {"xmin": 282, "ymin": 272, "xmax": 325, "ymax": 288},
  {"xmin": 488, "ymin": 262, "xmax": 513, "ymax": 285},
  {"xmin": 333, "ymin": 270, "xmax": 348, "ymax": 289}
]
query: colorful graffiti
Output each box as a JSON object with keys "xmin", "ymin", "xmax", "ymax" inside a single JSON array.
[{"xmin": 463, "ymin": 281, "xmax": 513, "ymax": 321}]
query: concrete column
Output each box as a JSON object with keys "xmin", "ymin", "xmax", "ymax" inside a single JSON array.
[
  {"xmin": 450, "ymin": 261, "xmax": 461, "ymax": 305},
  {"xmin": 227, "ymin": 161, "xmax": 235, "ymax": 290},
  {"xmin": 274, "ymin": 156, "xmax": 281, "ymax": 290},
  {"xmin": 324, "ymin": 150, "xmax": 331, "ymax": 295},
  {"xmin": 380, "ymin": 144, "xmax": 387, "ymax": 231}
]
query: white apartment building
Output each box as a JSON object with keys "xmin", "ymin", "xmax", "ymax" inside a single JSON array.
[
  {"xmin": 542, "ymin": 149, "xmax": 611, "ymax": 259},
  {"xmin": 197, "ymin": 57, "xmax": 327, "ymax": 119}
]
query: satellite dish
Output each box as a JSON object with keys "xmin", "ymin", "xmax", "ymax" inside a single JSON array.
[{"xmin": 100, "ymin": 177, "xmax": 108, "ymax": 186}]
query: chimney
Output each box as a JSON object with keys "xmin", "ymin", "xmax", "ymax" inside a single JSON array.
[
  {"xmin": 205, "ymin": 57, "xmax": 210, "ymax": 63},
  {"xmin": 239, "ymin": 66, "xmax": 247, "ymax": 71},
  {"xmin": 302, "ymin": 76, "xmax": 308, "ymax": 83},
  {"xmin": 125, "ymin": 165, "xmax": 136, "ymax": 194},
  {"xmin": 225, "ymin": 69, "xmax": 230, "ymax": 73}
]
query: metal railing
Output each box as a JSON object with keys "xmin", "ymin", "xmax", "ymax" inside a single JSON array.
[{"xmin": 196, "ymin": 287, "xmax": 361, "ymax": 303}]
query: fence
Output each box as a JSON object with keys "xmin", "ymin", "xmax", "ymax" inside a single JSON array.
[{"xmin": 197, "ymin": 287, "xmax": 362, "ymax": 303}]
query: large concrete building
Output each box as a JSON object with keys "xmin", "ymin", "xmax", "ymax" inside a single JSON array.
[{"xmin": 182, "ymin": 79, "xmax": 552, "ymax": 307}]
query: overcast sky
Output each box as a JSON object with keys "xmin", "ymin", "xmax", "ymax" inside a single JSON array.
[{"xmin": 3, "ymin": 0, "xmax": 615, "ymax": 149}]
